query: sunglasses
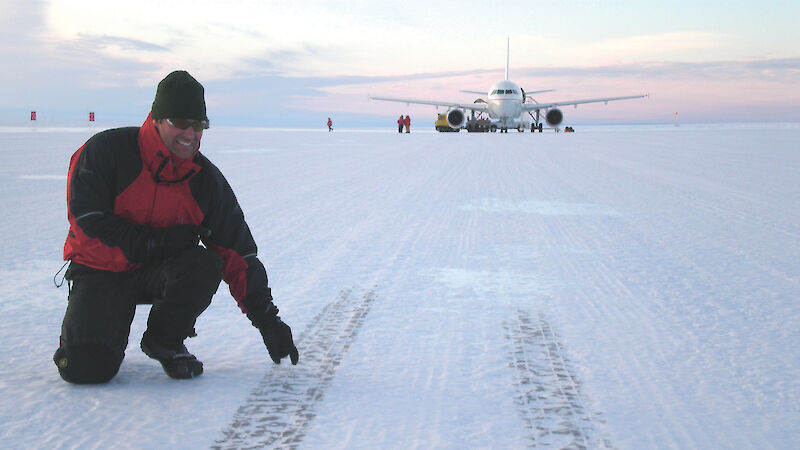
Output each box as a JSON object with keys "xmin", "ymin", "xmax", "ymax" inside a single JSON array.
[{"xmin": 166, "ymin": 118, "xmax": 210, "ymax": 132}]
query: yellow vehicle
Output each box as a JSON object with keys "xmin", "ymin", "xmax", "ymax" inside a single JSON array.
[{"xmin": 435, "ymin": 114, "xmax": 460, "ymax": 132}]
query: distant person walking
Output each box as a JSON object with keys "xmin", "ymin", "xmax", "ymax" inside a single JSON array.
[
  {"xmin": 397, "ymin": 115, "xmax": 404, "ymax": 133},
  {"xmin": 404, "ymin": 115, "xmax": 411, "ymax": 133},
  {"xmin": 327, "ymin": 117, "xmax": 333, "ymax": 132}
]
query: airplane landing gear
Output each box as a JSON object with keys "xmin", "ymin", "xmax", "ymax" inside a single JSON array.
[{"xmin": 528, "ymin": 111, "xmax": 544, "ymax": 132}]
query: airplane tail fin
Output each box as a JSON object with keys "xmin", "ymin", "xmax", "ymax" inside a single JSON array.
[{"xmin": 505, "ymin": 37, "xmax": 510, "ymax": 80}]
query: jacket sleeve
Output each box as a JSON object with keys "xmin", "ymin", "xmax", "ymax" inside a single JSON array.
[
  {"xmin": 68, "ymin": 129, "xmax": 158, "ymax": 264},
  {"xmin": 199, "ymin": 163, "xmax": 276, "ymax": 326}
]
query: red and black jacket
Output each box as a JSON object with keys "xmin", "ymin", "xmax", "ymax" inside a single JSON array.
[{"xmin": 63, "ymin": 114, "xmax": 272, "ymax": 323}]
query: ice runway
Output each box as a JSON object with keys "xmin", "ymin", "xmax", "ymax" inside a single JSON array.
[{"xmin": 0, "ymin": 123, "xmax": 798, "ymax": 448}]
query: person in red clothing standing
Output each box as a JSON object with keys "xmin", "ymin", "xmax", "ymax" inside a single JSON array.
[
  {"xmin": 53, "ymin": 71, "xmax": 298, "ymax": 384},
  {"xmin": 327, "ymin": 117, "xmax": 333, "ymax": 131},
  {"xmin": 397, "ymin": 115, "xmax": 404, "ymax": 133},
  {"xmin": 404, "ymin": 114, "xmax": 411, "ymax": 133}
]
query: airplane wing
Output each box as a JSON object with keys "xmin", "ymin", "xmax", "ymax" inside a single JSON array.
[
  {"xmin": 523, "ymin": 94, "xmax": 646, "ymax": 112},
  {"xmin": 369, "ymin": 95, "xmax": 489, "ymax": 113}
]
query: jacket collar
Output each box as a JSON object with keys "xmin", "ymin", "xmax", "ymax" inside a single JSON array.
[{"xmin": 138, "ymin": 113, "xmax": 202, "ymax": 184}]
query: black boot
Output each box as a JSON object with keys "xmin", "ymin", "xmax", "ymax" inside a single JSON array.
[{"xmin": 140, "ymin": 332, "xmax": 203, "ymax": 379}]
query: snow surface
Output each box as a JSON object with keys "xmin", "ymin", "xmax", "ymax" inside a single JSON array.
[{"xmin": 0, "ymin": 123, "xmax": 798, "ymax": 449}]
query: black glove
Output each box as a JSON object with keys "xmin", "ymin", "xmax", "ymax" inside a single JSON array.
[
  {"xmin": 161, "ymin": 224, "xmax": 210, "ymax": 256},
  {"xmin": 142, "ymin": 224, "xmax": 211, "ymax": 262},
  {"xmin": 257, "ymin": 315, "xmax": 299, "ymax": 365}
]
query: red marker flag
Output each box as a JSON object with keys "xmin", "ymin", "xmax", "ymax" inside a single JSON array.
[
  {"xmin": 89, "ymin": 112, "xmax": 95, "ymax": 122},
  {"xmin": 31, "ymin": 111, "xmax": 37, "ymax": 121}
]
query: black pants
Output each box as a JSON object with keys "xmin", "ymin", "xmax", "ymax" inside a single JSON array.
[{"xmin": 54, "ymin": 246, "xmax": 223, "ymax": 384}]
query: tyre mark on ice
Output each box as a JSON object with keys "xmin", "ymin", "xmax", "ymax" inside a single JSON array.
[
  {"xmin": 505, "ymin": 309, "xmax": 612, "ymax": 449},
  {"xmin": 214, "ymin": 287, "xmax": 376, "ymax": 449}
]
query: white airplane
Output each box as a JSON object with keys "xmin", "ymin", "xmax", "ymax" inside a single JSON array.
[{"xmin": 370, "ymin": 39, "xmax": 646, "ymax": 132}]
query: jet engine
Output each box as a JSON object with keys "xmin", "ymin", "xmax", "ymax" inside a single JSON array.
[
  {"xmin": 446, "ymin": 108, "xmax": 466, "ymax": 129},
  {"xmin": 545, "ymin": 108, "xmax": 563, "ymax": 127}
]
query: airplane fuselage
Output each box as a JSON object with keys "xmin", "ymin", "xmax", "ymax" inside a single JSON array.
[{"xmin": 486, "ymin": 80, "xmax": 525, "ymax": 129}]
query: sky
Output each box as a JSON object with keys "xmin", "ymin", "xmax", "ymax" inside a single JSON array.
[{"xmin": 2, "ymin": 0, "xmax": 799, "ymax": 127}]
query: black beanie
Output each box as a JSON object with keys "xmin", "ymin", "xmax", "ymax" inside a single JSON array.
[{"xmin": 151, "ymin": 70, "xmax": 208, "ymax": 121}]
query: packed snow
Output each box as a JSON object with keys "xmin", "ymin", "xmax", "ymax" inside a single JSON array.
[{"xmin": 0, "ymin": 123, "xmax": 798, "ymax": 449}]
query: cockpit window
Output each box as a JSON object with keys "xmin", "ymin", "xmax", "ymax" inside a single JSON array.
[
  {"xmin": 493, "ymin": 90, "xmax": 508, "ymax": 95},
  {"xmin": 490, "ymin": 89, "xmax": 520, "ymax": 95}
]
